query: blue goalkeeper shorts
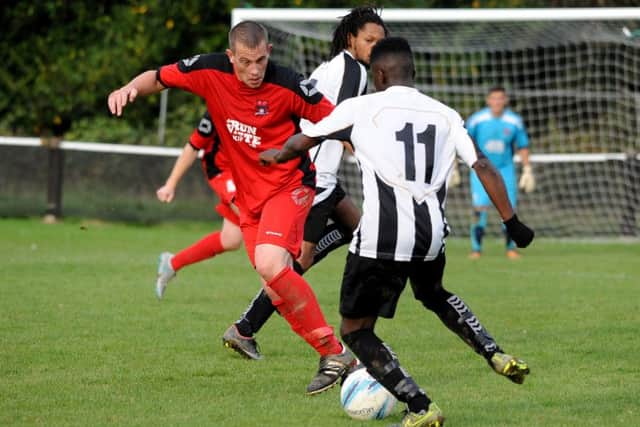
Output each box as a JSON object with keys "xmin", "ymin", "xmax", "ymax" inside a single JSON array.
[{"xmin": 470, "ymin": 163, "xmax": 517, "ymax": 208}]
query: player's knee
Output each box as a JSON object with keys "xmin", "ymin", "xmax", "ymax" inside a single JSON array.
[
  {"xmin": 221, "ymin": 220, "xmax": 243, "ymax": 251},
  {"xmin": 255, "ymin": 257, "xmax": 287, "ymax": 281},
  {"xmin": 255, "ymin": 261, "xmax": 279, "ymax": 281},
  {"xmin": 417, "ymin": 282, "xmax": 450, "ymax": 311},
  {"xmin": 221, "ymin": 230, "xmax": 243, "ymax": 251},
  {"xmin": 227, "ymin": 240, "xmax": 242, "ymax": 251}
]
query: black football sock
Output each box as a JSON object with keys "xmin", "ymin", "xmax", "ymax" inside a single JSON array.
[
  {"xmin": 310, "ymin": 222, "xmax": 352, "ymax": 267},
  {"xmin": 342, "ymin": 328, "xmax": 431, "ymax": 413},
  {"xmin": 234, "ymin": 288, "xmax": 277, "ymax": 337},
  {"xmin": 292, "ymin": 260, "xmax": 304, "ymax": 275},
  {"xmin": 422, "ymin": 289, "xmax": 502, "ymax": 360}
]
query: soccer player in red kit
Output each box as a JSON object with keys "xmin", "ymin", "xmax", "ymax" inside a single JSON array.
[
  {"xmin": 222, "ymin": 6, "xmax": 387, "ymax": 361},
  {"xmin": 108, "ymin": 21, "xmax": 354, "ymax": 395},
  {"xmin": 154, "ymin": 111, "xmax": 243, "ymax": 300}
]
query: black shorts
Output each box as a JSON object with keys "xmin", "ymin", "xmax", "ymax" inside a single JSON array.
[
  {"xmin": 340, "ymin": 251, "xmax": 446, "ymax": 319},
  {"xmin": 303, "ymin": 184, "xmax": 347, "ymax": 243}
]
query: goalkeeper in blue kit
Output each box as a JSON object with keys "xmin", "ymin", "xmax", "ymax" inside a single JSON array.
[{"xmin": 464, "ymin": 86, "xmax": 535, "ymax": 259}]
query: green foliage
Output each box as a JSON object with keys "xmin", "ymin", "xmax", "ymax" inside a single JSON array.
[
  {"xmin": 0, "ymin": 1, "xmax": 230, "ymax": 140},
  {"xmin": 1, "ymin": 0, "xmax": 636, "ymax": 142},
  {"xmin": 64, "ymin": 90, "xmax": 204, "ymax": 145}
]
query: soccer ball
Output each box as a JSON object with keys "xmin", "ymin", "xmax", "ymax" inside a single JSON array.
[{"xmin": 340, "ymin": 366, "xmax": 398, "ymax": 420}]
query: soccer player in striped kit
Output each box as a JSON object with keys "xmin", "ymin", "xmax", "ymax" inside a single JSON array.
[{"xmin": 261, "ymin": 37, "xmax": 534, "ymax": 427}]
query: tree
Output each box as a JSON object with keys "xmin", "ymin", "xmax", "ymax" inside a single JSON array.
[
  {"xmin": 0, "ymin": 1, "xmax": 229, "ymax": 142},
  {"xmin": 2, "ymin": 0, "xmax": 634, "ymax": 142}
]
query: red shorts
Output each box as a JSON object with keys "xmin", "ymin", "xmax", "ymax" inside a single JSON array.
[
  {"xmin": 240, "ymin": 185, "xmax": 314, "ymax": 266},
  {"xmin": 208, "ymin": 171, "xmax": 240, "ymax": 226}
]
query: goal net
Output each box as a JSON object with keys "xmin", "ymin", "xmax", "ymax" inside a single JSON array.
[{"xmin": 233, "ymin": 8, "xmax": 640, "ymax": 238}]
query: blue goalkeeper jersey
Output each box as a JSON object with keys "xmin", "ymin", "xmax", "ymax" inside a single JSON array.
[{"xmin": 465, "ymin": 107, "xmax": 529, "ymax": 169}]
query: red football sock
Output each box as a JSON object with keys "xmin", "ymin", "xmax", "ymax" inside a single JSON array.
[
  {"xmin": 265, "ymin": 267, "xmax": 342, "ymax": 356},
  {"xmin": 171, "ymin": 231, "xmax": 225, "ymax": 271}
]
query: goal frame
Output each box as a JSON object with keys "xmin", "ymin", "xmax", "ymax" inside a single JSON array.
[
  {"xmin": 231, "ymin": 7, "xmax": 640, "ymax": 167},
  {"xmin": 232, "ymin": 7, "xmax": 640, "ymax": 27},
  {"xmin": 229, "ymin": 7, "xmax": 640, "ymax": 237}
]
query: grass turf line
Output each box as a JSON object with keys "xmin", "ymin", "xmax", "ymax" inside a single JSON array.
[{"xmin": 0, "ymin": 218, "xmax": 637, "ymax": 426}]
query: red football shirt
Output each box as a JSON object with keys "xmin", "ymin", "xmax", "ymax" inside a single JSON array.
[
  {"xmin": 188, "ymin": 111, "xmax": 230, "ymax": 180},
  {"xmin": 157, "ymin": 53, "xmax": 335, "ymax": 215}
]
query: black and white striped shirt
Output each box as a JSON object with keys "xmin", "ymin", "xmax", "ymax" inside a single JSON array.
[
  {"xmin": 302, "ymin": 86, "xmax": 478, "ymax": 261},
  {"xmin": 300, "ymin": 51, "xmax": 367, "ymax": 205}
]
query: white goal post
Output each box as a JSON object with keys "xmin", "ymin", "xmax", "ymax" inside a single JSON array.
[
  {"xmin": 230, "ymin": 7, "xmax": 640, "ymax": 238},
  {"xmin": 233, "ymin": 7, "xmax": 640, "ymax": 25}
]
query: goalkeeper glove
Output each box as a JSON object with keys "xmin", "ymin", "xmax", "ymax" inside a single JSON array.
[
  {"xmin": 518, "ymin": 164, "xmax": 535, "ymax": 193},
  {"xmin": 504, "ymin": 214, "xmax": 534, "ymax": 248},
  {"xmin": 448, "ymin": 163, "xmax": 461, "ymax": 187}
]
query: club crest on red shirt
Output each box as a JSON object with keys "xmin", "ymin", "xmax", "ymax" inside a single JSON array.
[
  {"xmin": 255, "ymin": 100, "xmax": 269, "ymax": 116},
  {"xmin": 291, "ymin": 187, "xmax": 312, "ymax": 206}
]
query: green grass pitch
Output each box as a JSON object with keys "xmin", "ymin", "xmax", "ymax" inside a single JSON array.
[{"xmin": 1, "ymin": 218, "xmax": 638, "ymax": 426}]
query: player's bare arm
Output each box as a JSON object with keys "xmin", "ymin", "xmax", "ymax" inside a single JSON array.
[
  {"xmin": 473, "ymin": 157, "xmax": 534, "ymax": 247},
  {"xmin": 108, "ymin": 70, "xmax": 165, "ymax": 116},
  {"xmin": 157, "ymin": 143, "xmax": 199, "ymax": 203},
  {"xmin": 518, "ymin": 147, "xmax": 530, "ymax": 167},
  {"xmin": 258, "ymin": 134, "xmax": 321, "ymax": 165},
  {"xmin": 473, "ymin": 157, "xmax": 514, "ymax": 220}
]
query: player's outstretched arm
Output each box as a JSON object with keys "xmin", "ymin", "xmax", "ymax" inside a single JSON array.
[
  {"xmin": 108, "ymin": 70, "xmax": 165, "ymax": 116},
  {"xmin": 473, "ymin": 157, "xmax": 534, "ymax": 248},
  {"xmin": 156, "ymin": 143, "xmax": 199, "ymax": 203},
  {"xmin": 259, "ymin": 133, "xmax": 322, "ymax": 166}
]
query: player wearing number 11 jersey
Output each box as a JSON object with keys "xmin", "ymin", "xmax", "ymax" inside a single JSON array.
[{"xmin": 261, "ymin": 37, "xmax": 535, "ymax": 427}]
